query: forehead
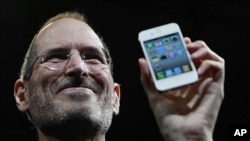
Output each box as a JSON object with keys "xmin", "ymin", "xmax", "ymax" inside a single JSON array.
[{"xmin": 34, "ymin": 18, "xmax": 104, "ymax": 53}]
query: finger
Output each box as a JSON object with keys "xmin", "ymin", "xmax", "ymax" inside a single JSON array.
[
  {"xmin": 187, "ymin": 40, "xmax": 208, "ymax": 49},
  {"xmin": 189, "ymin": 41, "xmax": 223, "ymax": 62},
  {"xmin": 184, "ymin": 37, "xmax": 192, "ymax": 44},
  {"xmin": 198, "ymin": 59, "xmax": 225, "ymax": 83}
]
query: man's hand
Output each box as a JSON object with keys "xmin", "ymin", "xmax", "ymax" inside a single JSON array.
[{"xmin": 138, "ymin": 37, "xmax": 225, "ymax": 141}]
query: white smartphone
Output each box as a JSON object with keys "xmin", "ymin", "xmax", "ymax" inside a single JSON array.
[{"xmin": 138, "ymin": 23, "xmax": 198, "ymax": 92}]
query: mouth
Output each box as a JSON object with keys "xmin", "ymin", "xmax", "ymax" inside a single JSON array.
[
  {"xmin": 55, "ymin": 86, "xmax": 95, "ymax": 102},
  {"xmin": 59, "ymin": 86, "xmax": 94, "ymax": 95},
  {"xmin": 56, "ymin": 82, "xmax": 96, "ymax": 95}
]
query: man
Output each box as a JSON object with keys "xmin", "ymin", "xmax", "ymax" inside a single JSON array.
[{"xmin": 14, "ymin": 11, "xmax": 225, "ymax": 141}]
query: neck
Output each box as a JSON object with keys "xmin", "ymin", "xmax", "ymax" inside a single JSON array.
[{"xmin": 37, "ymin": 129, "xmax": 106, "ymax": 141}]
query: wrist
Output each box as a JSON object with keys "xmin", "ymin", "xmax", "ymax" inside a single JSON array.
[{"xmin": 160, "ymin": 126, "xmax": 213, "ymax": 141}]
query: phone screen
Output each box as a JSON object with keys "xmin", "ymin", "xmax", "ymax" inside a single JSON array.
[{"xmin": 143, "ymin": 32, "xmax": 193, "ymax": 80}]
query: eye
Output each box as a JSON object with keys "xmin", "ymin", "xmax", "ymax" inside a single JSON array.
[
  {"xmin": 44, "ymin": 53, "xmax": 68, "ymax": 63},
  {"xmin": 82, "ymin": 54, "xmax": 105, "ymax": 64}
]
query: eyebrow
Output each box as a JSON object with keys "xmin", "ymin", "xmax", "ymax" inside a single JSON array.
[
  {"xmin": 41, "ymin": 47, "xmax": 69, "ymax": 55},
  {"xmin": 41, "ymin": 45, "xmax": 106, "ymax": 56}
]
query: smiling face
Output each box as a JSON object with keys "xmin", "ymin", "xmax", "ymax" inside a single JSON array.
[{"xmin": 14, "ymin": 17, "xmax": 120, "ymax": 136}]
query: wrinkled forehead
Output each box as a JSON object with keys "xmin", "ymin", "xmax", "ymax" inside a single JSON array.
[{"xmin": 34, "ymin": 18, "xmax": 104, "ymax": 54}]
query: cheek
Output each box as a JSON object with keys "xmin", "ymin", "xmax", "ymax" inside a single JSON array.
[
  {"xmin": 29, "ymin": 69, "xmax": 59, "ymax": 96},
  {"xmin": 92, "ymin": 73, "xmax": 114, "ymax": 102},
  {"xmin": 95, "ymin": 71, "xmax": 113, "ymax": 86},
  {"xmin": 28, "ymin": 74, "xmax": 59, "ymax": 115},
  {"xmin": 101, "ymin": 80, "xmax": 115, "ymax": 104}
]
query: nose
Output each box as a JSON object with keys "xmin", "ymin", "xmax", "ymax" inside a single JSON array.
[{"xmin": 64, "ymin": 53, "xmax": 89, "ymax": 78}]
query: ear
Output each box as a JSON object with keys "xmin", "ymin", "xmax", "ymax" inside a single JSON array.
[
  {"xmin": 14, "ymin": 79, "xmax": 29, "ymax": 112},
  {"xmin": 112, "ymin": 83, "xmax": 121, "ymax": 116}
]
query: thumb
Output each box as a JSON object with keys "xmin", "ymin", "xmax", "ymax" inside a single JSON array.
[{"xmin": 138, "ymin": 58, "xmax": 157, "ymax": 95}]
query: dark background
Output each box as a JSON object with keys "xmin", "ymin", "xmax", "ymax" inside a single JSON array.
[{"xmin": 1, "ymin": 0, "xmax": 250, "ymax": 141}]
